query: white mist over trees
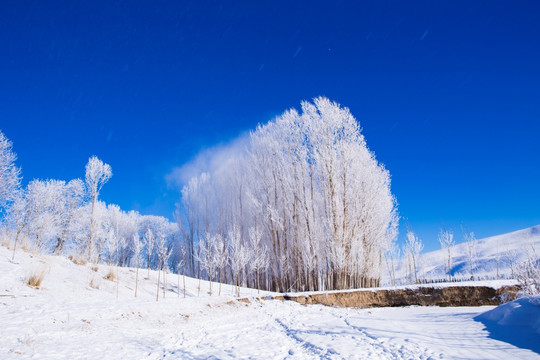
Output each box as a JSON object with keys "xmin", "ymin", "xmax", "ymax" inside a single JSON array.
[{"xmin": 176, "ymin": 97, "xmax": 399, "ymax": 292}]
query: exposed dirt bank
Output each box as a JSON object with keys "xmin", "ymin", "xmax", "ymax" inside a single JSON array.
[{"xmin": 264, "ymin": 285, "xmax": 520, "ymax": 308}]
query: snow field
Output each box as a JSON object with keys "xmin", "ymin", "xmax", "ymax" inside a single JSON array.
[{"xmin": 1, "ymin": 245, "xmax": 539, "ymax": 359}]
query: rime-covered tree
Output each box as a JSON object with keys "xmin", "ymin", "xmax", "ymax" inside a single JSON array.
[
  {"xmin": 438, "ymin": 229, "xmax": 454, "ymax": 282},
  {"xmin": 132, "ymin": 233, "xmax": 143, "ymax": 297},
  {"xmin": 53, "ymin": 179, "xmax": 85, "ymax": 254},
  {"xmin": 144, "ymin": 228, "xmax": 155, "ymax": 278},
  {"xmin": 404, "ymin": 230, "xmax": 423, "ymax": 284},
  {"xmin": 248, "ymin": 226, "xmax": 269, "ymax": 294},
  {"xmin": 25, "ymin": 180, "xmax": 66, "ymax": 252},
  {"xmin": 229, "ymin": 224, "xmax": 250, "ymax": 296},
  {"xmin": 384, "ymin": 242, "xmax": 400, "ymax": 286},
  {"xmin": 463, "ymin": 231, "xmax": 478, "ymax": 280},
  {"xmin": 0, "ymin": 130, "xmax": 21, "ymax": 212},
  {"xmin": 85, "ymin": 156, "xmax": 112, "ymax": 261}
]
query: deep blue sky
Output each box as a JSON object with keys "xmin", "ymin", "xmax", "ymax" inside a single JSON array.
[{"xmin": 1, "ymin": 1, "xmax": 539, "ymax": 251}]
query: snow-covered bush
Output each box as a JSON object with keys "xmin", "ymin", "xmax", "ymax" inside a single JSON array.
[{"xmin": 516, "ymin": 258, "xmax": 540, "ymax": 296}]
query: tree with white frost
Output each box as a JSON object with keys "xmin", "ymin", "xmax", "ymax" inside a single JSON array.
[
  {"xmin": 515, "ymin": 239, "xmax": 540, "ymax": 295},
  {"xmin": 156, "ymin": 233, "xmax": 172, "ymax": 301},
  {"xmin": 405, "ymin": 230, "xmax": 423, "ymax": 284},
  {"xmin": 211, "ymin": 233, "xmax": 228, "ymax": 296},
  {"xmin": 54, "ymin": 179, "xmax": 85, "ymax": 254},
  {"xmin": 438, "ymin": 229, "xmax": 454, "ymax": 282},
  {"xmin": 384, "ymin": 242, "xmax": 400, "ymax": 286},
  {"xmin": 196, "ymin": 232, "xmax": 217, "ymax": 296},
  {"xmin": 25, "ymin": 179, "xmax": 65, "ymax": 253},
  {"xmin": 144, "ymin": 228, "xmax": 155, "ymax": 278},
  {"xmin": 85, "ymin": 156, "xmax": 112, "ymax": 261},
  {"xmin": 463, "ymin": 230, "xmax": 478, "ymax": 280},
  {"xmin": 8, "ymin": 192, "xmax": 29, "ymax": 260},
  {"xmin": 229, "ymin": 224, "xmax": 250, "ymax": 297},
  {"xmin": 178, "ymin": 244, "xmax": 187, "ymax": 298},
  {"xmin": 132, "ymin": 233, "xmax": 143, "ymax": 297},
  {"xmin": 0, "ymin": 130, "xmax": 21, "ymax": 212},
  {"xmin": 248, "ymin": 226, "xmax": 269, "ymax": 294}
]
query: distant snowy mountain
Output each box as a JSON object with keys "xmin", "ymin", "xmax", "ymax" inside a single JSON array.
[{"xmin": 391, "ymin": 225, "xmax": 540, "ymax": 285}]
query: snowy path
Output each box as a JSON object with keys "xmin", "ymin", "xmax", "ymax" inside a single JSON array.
[{"xmin": 141, "ymin": 300, "xmax": 540, "ymax": 359}]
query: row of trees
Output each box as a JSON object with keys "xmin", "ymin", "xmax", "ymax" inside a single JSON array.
[
  {"xmin": 386, "ymin": 226, "xmax": 538, "ymax": 289},
  {"xmin": 394, "ymin": 228, "xmax": 481, "ymax": 285},
  {"xmin": 177, "ymin": 98, "xmax": 399, "ymax": 292}
]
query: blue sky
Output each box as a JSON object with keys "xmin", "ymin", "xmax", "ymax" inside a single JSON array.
[{"xmin": 1, "ymin": 1, "xmax": 539, "ymax": 251}]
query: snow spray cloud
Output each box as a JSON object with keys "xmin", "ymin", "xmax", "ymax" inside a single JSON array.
[{"xmin": 166, "ymin": 132, "xmax": 250, "ymax": 190}]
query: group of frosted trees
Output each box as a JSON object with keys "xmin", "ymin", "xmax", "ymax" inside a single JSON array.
[
  {"xmin": 1, "ymin": 93, "xmax": 538, "ymax": 296},
  {"xmin": 177, "ymin": 98, "xmax": 399, "ymax": 292},
  {"xmin": 386, "ymin": 228, "xmax": 472, "ymax": 286},
  {"xmin": 0, "ymin": 131, "xmax": 179, "ymax": 279},
  {"xmin": 388, "ymin": 226, "xmax": 538, "ymax": 292},
  {"xmin": 0, "ymin": 98, "xmax": 400, "ymax": 294}
]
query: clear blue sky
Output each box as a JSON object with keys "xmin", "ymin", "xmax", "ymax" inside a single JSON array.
[{"xmin": 1, "ymin": 1, "xmax": 539, "ymax": 251}]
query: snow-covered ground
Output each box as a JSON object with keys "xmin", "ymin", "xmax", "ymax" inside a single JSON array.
[
  {"xmin": 392, "ymin": 225, "xmax": 540, "ymax": 284},
  {"xmin": 1, "ymin": 244, "xmax": 539, "ymax": 359}
]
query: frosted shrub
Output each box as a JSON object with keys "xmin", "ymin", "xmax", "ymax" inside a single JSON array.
[{"xmin": 516, "ymin": 258, "xmax": 540, "ymax": 296}]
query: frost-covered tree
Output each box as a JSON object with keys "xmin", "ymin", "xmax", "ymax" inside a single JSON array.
[
  {"xmin": 515, "ymin": 239, "xmax": 540, "ymax": 295},
  {"xmin": 248, "ymin": 226, "xmax": 269, "ymax": 294},
  {"xmin": 53, "ymin": 179, "xmax": 85, "ymax": 254},
  {"xmin": 144, "ymin": 228, "xmax": 155, "ymax": 278},
  {"xmin": 8, "ymin": 192, "xmax": 29, "ymax": 260},
  {"xmin": 438, "ymin": 229, "xmax": 454, "ymax": 282},
  {"xmin": 132, "ymin": 233, "xmax": 143, "ymax": 297},
  {"xmin": 85, "ymin": 156, "xmax": 112, "ymax": 261},
  {"xmin": 229, "ymin": 224, "xmax": 250, "ymax": 296},
  {"xmin": 0, "ymin": 130, "xmax": 21, "ymax": 212},
  {"xmin": 463, "ymin": 231, "xmax": 478, "ymax": 280},
  {"xmin": 196, "ymin": 232, "xmax": 218, "ymax": 295},
  {"xmin": 384, "ymin": 242, "xmax": 400, "ymax": 286},
  {"xmin": 156, "ymin": 233, "xmax": 173, "ymax": 301},
  {"xmin": 25, "ymin": 179, "xmax": 67, "ymax": 252},
  {"xmin": 404, "ymin": 230, "xmax": 423, "ymax": 284},
  {"xmin": 211, "ymin": 233, "xmax": 228, "ymax": 296}
]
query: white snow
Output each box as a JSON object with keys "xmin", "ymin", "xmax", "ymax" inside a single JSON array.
[
  {"xmin": 476, "ymin": 295, "xmax": 540, "ymax": 353},
  {"xmin": 1, "ymin": 244, "xmax": 539, "ymax": 359}
]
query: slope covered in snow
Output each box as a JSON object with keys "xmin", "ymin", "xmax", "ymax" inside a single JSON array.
[
  {"xmin": 2, "ymin": 244, "xmax": 540, "ymax": 359},
  {"xmin": 393, "ymin": 225, "xmax": 540, "ymax": 284}
]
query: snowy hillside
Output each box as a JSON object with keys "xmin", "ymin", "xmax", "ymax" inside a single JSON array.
[
  {"xmin": 2, "ymin": 244, "xmax": 540, "ymax": 359},
  {"xmin": 393, "ymin": 225, "xmax": 540, "ymax": 284}
]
